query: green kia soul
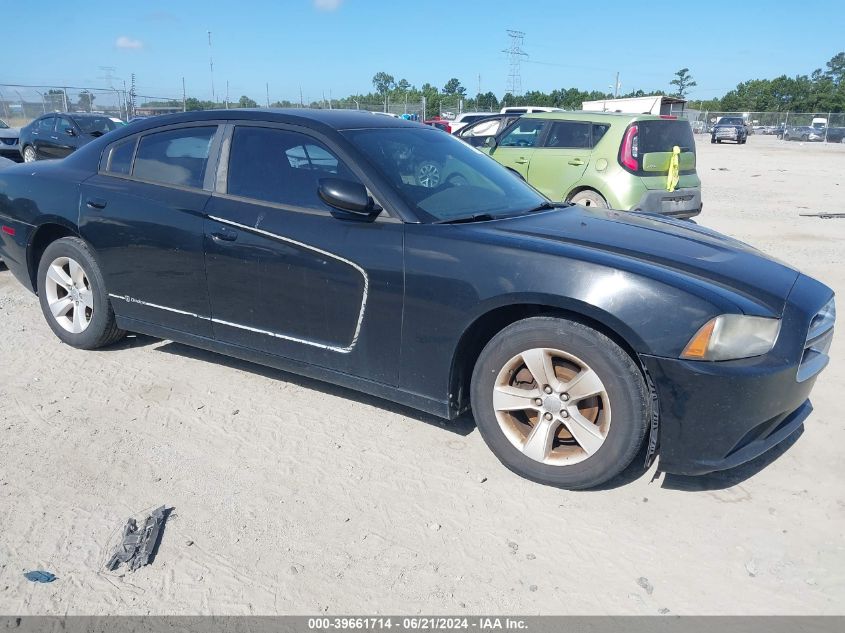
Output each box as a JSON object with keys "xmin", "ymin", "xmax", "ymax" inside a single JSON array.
[{"xmin": 484, "ymin": 112, "xmax": 702, "ymax": 218}]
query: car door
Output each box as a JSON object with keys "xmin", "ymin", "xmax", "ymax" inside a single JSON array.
[
  {"xmin": 487, "ymin": 118, "xmax": 547, "ymax": 178},
  {"xmin": 203, "ymin": 123, "xmax": 404, "ymax": 385},
  {"xmin": 78, "ymin": 123, "xmax": 222, "ymax": 337},
  {"xmin": 52, "ymin": 116, "xmax": 78, "ymax": 159},
  {"xmin": 526, "ymin": 120, "xmax": 596, "ymax": 201},
  {"xmin": 31, "ymin": 116, "xmax": 56, "ymax": 159}
]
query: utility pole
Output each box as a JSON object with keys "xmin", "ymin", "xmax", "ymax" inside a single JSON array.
[
  {"xmin": 299, "ymin": 86, "xmax": 304, "ymax": 108},
  {"xmin": 225, "ymin": 80, "xmax": 229, "ymax": 109},
  {"xmin": 266, "ymin": 83, "xmax": 270, "ymax": 108},
  {"xmin": 207, "ymin": 30, "xmax": 215, "ymax": 104},
  {"xmin": 182, "ymin": 77, "xmax": 187, "ymax": 112},
  {"xmin": 613, "ymin": 72, "xmax": 621, "ymax": 98},
  {"xmin": 477, "ymin": 73, "xmax": 482, "ymax": 109},
  {"xmin": 129, "ymin": 74, "xmax": 136, "ymax": 119},
  {"xmin": 502, "ymin": 30, "xmax": 527, "ymax": 96}
]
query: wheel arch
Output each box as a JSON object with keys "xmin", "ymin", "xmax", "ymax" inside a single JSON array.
[
  {"xmin": 448, "ymin": 297, "xmax": 648, "ymax": 417},
  {"xmin": 565, "ymin": 185, "xmax": 608, "ymax": 205},
  {"xmin": 27, "ymin": 220, "xmax": 82, "ymax": 292}
]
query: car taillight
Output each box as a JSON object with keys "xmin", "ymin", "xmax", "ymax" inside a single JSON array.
[{"xmin": 621, "ymin": 124, "xmax": 639, "ymax": 171}]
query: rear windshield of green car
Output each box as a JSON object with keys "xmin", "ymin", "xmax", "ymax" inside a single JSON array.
[{"xmin": 638, "ymin": 120, "xmax": 695, "ymax": 153}]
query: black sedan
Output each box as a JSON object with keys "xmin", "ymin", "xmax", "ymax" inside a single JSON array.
[
  {"xmin": 0, "ymin": 109, "xmax": 835, "ymax": 489},
  {"xmin": 19, "ymin": 112, "xmax": 125, "ymax": 162}
]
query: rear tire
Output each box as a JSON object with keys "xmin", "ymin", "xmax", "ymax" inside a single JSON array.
[
  {"xmin": 470, "ymin": 317, "xmax": 650, "ymax": 489},
  {"xmin": 36, "ymin": 237, "xmax": 125, "ymax": 350},
  {"xmin": 569, "ymin": 189, "xmax": 608, "ymax": 209}
]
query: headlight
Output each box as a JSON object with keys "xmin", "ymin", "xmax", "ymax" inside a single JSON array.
[{"xmin": 681, "ymin": 315, "xmax": 781, "ymax": 361}]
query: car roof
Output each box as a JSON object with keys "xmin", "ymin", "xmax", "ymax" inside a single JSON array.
[
  {"xmin": 120, "ymin": 108, "xmax": 424, "ymax": 134},
  {"xmin": 523, "ymin": 111, "xmax": 663, "ymax": 123}
]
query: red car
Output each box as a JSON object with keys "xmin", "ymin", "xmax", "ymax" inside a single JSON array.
[{"xmin": 423, "ymin": 118, "xmax": 452, "ymax": 133}]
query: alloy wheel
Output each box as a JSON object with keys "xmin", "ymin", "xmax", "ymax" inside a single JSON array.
[
  {"xmin": 417, "ymin": 161, "xmax": 441, "ymax": 188},
  {"xmin": 23, "ymin": 146, "xmax": 36, "ymax": 162},
  {"xmin": 43, "ymin": 256, "xmax": 94, "ymax": 334},
  {"xmin": 493, "ymin": 347, "xmax": 611, "ymax": 465}
]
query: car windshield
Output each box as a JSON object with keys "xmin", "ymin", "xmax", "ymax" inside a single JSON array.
[
  {"xmin": 0, "ymin": 120, "xmax": 8, "ymax": 129},
  {"xmin": 343, "ymin": 127, "xmax": 547, "ymax": 223},
  {"xmin": 719, "ymin": 118, "xmax": 743, "ymax": 125},
  {"xmin": 72, "ymin": 116, "xmax": 121, "ymax": 135}
]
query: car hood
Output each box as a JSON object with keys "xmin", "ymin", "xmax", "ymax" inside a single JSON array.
[
  {"xmin": 479, "ymin": 207, "xmax": 799, "ymax": 315},
  {"xmin": 0, "ymin": 127, "xmax": 20, "ymax": 138}
]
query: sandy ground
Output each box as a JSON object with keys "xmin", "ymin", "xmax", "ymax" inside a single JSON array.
[{"xmin": 0, "ymin": 134, "xmax": 843, "ymax": 615}]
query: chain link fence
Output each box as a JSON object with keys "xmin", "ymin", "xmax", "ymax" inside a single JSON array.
[
  {"xmin": 0, "ymin": 84, "xmax": 183, "ymax": 127},
  {"xmin": 679, "ymin": 110, "xmax": 845, "ymax": 143}
]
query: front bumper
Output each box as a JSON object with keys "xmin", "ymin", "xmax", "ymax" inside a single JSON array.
[
  {"xmin": 641, "ymin": 274, "xmax": 833, "ymax": 476},
  {"xmin": 632, "ymin": 187, "xmax": 701, "ymax": 219}
]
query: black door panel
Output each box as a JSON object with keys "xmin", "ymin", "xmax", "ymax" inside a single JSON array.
[{"xmin": 79, "ymin": 174, "xmax": 213, "ymax": 336}]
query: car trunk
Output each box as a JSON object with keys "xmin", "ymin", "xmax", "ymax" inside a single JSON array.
[{"xmin": 635, "ymin": 119, "xmax": 698, "ymax": 190}]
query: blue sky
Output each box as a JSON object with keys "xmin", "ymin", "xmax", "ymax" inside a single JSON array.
[{"xmin": 3, "ymin": 0, "xmax": 844, "ymax": 103}]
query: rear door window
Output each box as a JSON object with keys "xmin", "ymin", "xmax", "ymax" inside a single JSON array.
[
  {"xmin": 544, "ymin": 121, "xmax": 591, "ymax": 148},
  {"xmin": 592, "ymin": 124, "xmax": 610, "ymax": 146},
  {"xmin": 132, "ymin": 126, "xmax": 217, "ymax": 189},
  {"xmin": 37, "ymin": 117, "xmax": 56, "ymax": 133},
  {"xmin": 106, "ymin": 139, "xmax": 135, "ymax": 175}
]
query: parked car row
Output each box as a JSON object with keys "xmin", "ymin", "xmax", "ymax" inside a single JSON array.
[
  {"xmin": 19, "ymin": 113, "xmax": 126, "ymax": 162},
  {"xmin": 0, "ymin": 108, "xmax": 833, "ymax": 489}
]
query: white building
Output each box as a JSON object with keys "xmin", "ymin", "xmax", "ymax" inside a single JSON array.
[{"xmin": 581, "ymin": 95, "xmax": 687, "ymax": 117}]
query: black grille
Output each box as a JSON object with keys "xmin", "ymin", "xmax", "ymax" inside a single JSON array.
[{"xmin": 0, "ymin": 137, "xmax": 18, "ymax": 146}]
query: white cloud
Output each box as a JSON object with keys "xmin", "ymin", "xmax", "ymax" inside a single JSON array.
[
  {"xmin": 313, "ymin": 0, "xmax": 343, "ymax": 11},
  {"xmin": 115, "ymin": 36, "xmax": 143, "ymax": 50}
]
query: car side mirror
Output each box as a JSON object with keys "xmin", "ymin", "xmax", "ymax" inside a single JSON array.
[
  {"xmin": 483, "ymin": 136, "xmax": 498, "ymax": 150},
  {"xmin": 318, "ymin": 178, "xmax": 381, "ymax": 221}
]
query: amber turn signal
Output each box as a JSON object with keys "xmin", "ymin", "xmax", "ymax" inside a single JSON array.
[{"xmin": 681, "ymin": 319, "xmax": 717, "ymax": 359}]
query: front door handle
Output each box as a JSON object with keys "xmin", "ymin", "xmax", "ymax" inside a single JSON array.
[
  {"xmin": 568, "ymin": 158, "xmax": 585, "ymax": 166},
  {"xmin": 211, "ymin": 227, "xmax": 238, "ymax": 242},
  {"xmin": 86, "ymin": 197, "xmax": 108, "ymax": 210},
  {"xmin": 514, "ymin": 158, "xmax": 529, "ymax": 165}
]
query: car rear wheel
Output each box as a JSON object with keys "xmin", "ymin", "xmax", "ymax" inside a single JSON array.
[
  {"xmin": 22, "ymin": 146, "xmax": 37, "ymax": 162},
  {"xmin": 470, "ymin": 317, "xmax": 650, "ymax": 489},
  {"xmin": 569, "ymin": 190, "xmax": 608, "ymax": 209},
  {"xmin": 37, "ymin": 237, "xmax": 125, "ymax": 349},
  {"xmin": 416, "ymin": 160, "xmax": 442, "ymax": 188}
]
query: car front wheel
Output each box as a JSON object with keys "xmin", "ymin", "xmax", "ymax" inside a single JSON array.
[
  {"xmin": 471, "ymin": 317, "xmax": 651, "ymax": 489},
  {"xmin": 22, "ymin": 145, "xmax": 37, "ymax": 162},
  {"xmin": 37, "ymin": 237, "xmax": 126, "ymax": 349}
]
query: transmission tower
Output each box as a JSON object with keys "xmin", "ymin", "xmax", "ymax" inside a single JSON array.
[{"xmin": 502, "ymin": 30, "xmax": 527, "ymax": 96}]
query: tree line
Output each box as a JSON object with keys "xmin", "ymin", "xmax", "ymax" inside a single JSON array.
[{"xmin": 150, "ymin": 52, "xmax": 845, "ymax": 115}]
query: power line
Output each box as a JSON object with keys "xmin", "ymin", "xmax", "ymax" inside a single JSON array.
[{"xmin": 503, "ymin": 30, "xmax": 528, "ymax": 96}]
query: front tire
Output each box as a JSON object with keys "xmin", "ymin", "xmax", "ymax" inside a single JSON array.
[
  {"xmin": 22, "ymin": 145, "xmax": 37, "ymax": 162},
  {"xmin": 470, "ymin": 317, "xmax": 650, "ymax": 489},
  {"xmin": 37, "ymin": 237, "xmax": 125, "ymax": 349}
]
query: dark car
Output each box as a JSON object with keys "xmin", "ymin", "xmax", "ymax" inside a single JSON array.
[
  {"xmin": 710, "ymin": 117, "xmax": 748, "ymax": 144},
  {"xmin": 453, "ymin": 113, "xmax": 522, "ymax": 147},
  {"xmin": 825, "ymin": 127, "xmax": 845, "ymax": 143},
  {"xmin": 19, "ymin": 113, "xmax": 125, "ymax": 162},
  {"xmin": 0, "ymin": 109, "xmax": 835, "ymax": 489}
]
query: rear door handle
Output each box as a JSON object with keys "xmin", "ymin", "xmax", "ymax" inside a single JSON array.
[
  {"xmin": 515, "ymin": 158, "xmax": 529, "ymax": 165},
  {"xmin": 568, "ymin": 158, "xmax": 585, "ymax": 166},
  {"xmin": 211, "ymin": 227, "xmax": 238, "ymax": 242},
  {"xmin": 86, "ymin": 197, "xmax": 108, "ymax": 210}
]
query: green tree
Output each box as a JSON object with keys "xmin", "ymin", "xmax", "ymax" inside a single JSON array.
[
  {"xmin": 372, "ymin": 72, "xmax": 395, "ymax": 110},
  {"xmin": 77, "ymin": 90, "xmax": 95, "ymax": 112},
  {"xmin": 669, "ymin": 68, "xmax": 697, "ymax": 98},
  {"xmin": 825, "ymin": 52, "xmax": 845, "ymax": 85},
  {"xmin": 238, "ymin": 95, "xmax": 258, "ymax": 108},
  {"xmin": 442, "ymin": 78, "xmax": 466, "ymax": 97}
]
